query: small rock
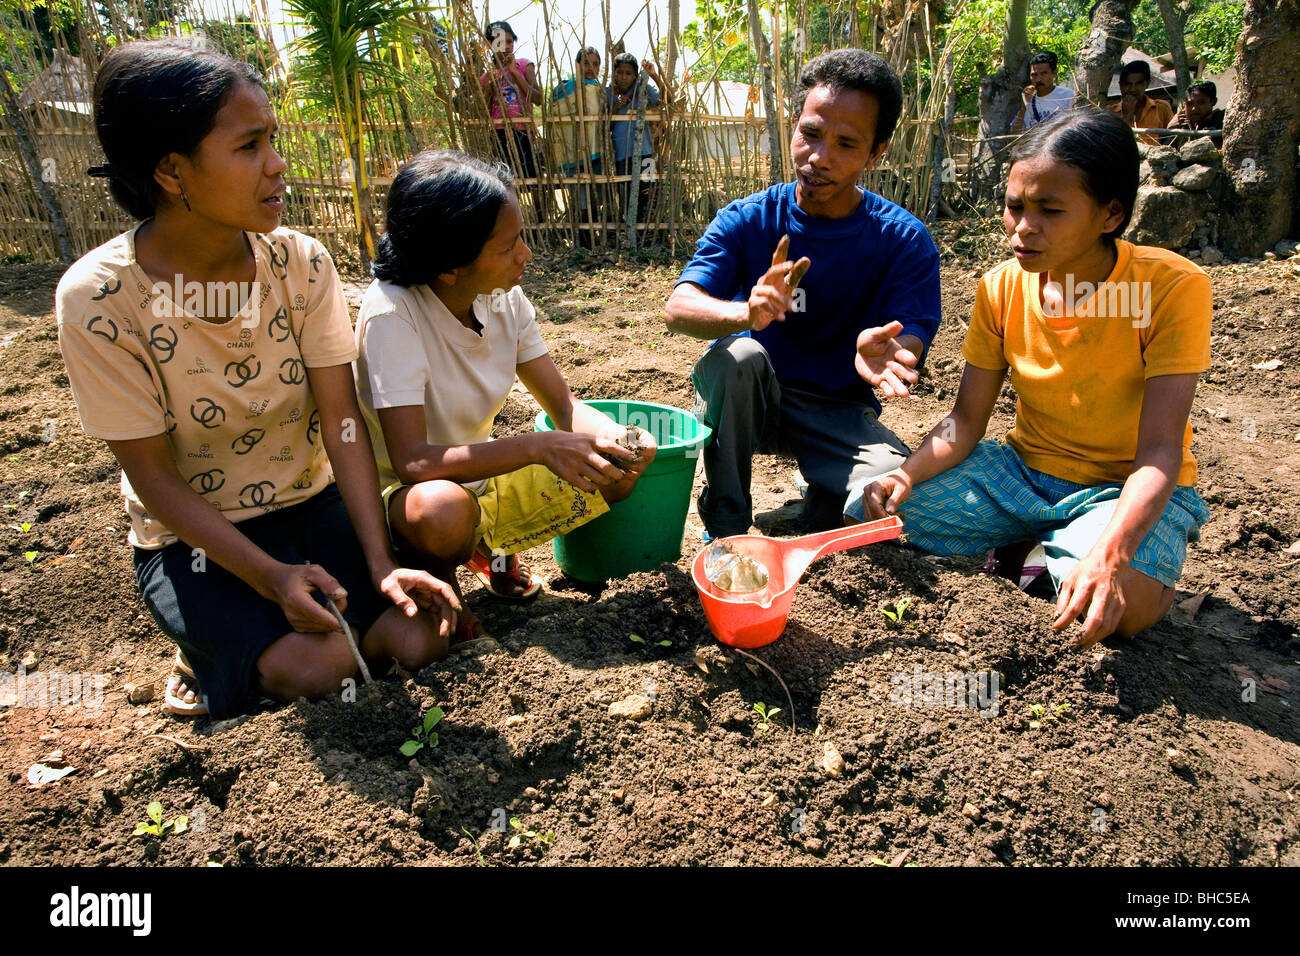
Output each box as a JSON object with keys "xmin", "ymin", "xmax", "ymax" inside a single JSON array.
[
  {"xmin": 802, "ymin": 837, "xmax": 825, "ymax": 854},
  {"xmin": 1166, "ymin": 747, "xmax": 1190, "ymax": 772},
  {"xmin": 20, "ymin": 651, "xmax": 37, "ymax": 670},
  {"xmin": 611, "ymin": 788, "xmax": 626, "ymax": 803},
  {"xmin": 1251, "ymin": 358, "xmax": 1284, "ymax": 371},
  {"xmin": 1093, "ymin": 791, "xmax": 1113, "ymax": 810},
  {"xmin": 1199, "ymin": 246, "xmax": 1225, "ymax": 266},
  {"xmin": 961, "ymin": 802, "xmax": 982, "ymax": 821},
  {"xmin": 124, "ymin": 682, "xmax": 154, "ymax": 705},
  {"xmin": 608, "ymin": 694, "xmax": 653, "ymax": 720},
  {"xmin": 760, "ymin": 792, "xmax": 777, "ymax": 808},
  {"xmin": 1178, "ymin": 136, "xmax": 1221, "ymax": 164},
  {"xmin": 1273, "ymin": 239, "xmax": 1298, "ymax": 258},
  {"xmin": 503, "ymin": 715, "xmax": 525, "ymax": 728},
  {"xmin": 820, "ymin": 742, "xmax": 845, "ymax": 778}
]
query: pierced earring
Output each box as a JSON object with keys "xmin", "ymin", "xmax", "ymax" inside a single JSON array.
[{"xmin": 179, "ymin": 185, "xmax": 191, "ymax": 212}]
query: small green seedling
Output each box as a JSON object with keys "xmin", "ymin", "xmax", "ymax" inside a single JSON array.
[
  {"xmin": 869, "ymin": 856, "xmax": 919, "ymax": 867},
  {"xmin": 460, "ymin": 826, "xmax": 486, "ymax": 867},
  {"xmin": 880, "ymin": 596, "xmax": 913, "ymax": 627},
  {"xmin": 627, "ymin": 632, "xmax": 672, "ymax": 657},
  {"xmin": 753, "ymin": 701, "xmax": 782, "ymax": 735},
  {"xmin": 507, "ymin": 817, "xmax": 554, "ymax": 848},
  {"xmin": 133, "ymin": 801, "xmax": 188, "ymax": 839},
  {"xmin": 1027, "ymin": 702, "xmax": 1070, "ymax": 730},
  {"xmin": 400, "ymin": 705, "xmax": 444, "ymax": 756},
  {"xmin": 9, "ymin": 522, "xmax": 31, "ymax": 533},
  {"xmin": 24, "ymin": 550, "xmax": 37, "ymax": 566}
]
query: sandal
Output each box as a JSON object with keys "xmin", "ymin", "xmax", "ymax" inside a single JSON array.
[
  {"xmin": 164, "ymin": 649, "xmax": 208, "ymax": 718},
  {"xmin": 450, "ymin": 611, "xmax": 493, "ymax": 647},
  {"xmin": 465, "ymin": 549, "xmax": 543, "ymax": 602}
]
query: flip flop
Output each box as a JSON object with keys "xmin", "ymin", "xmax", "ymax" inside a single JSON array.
[
  {"xmin": 164, "ymin": 649, "xmax": 208, "ymax": 718},
  {"xmin": 465, "ymin": 550, "xmax": 543, "ymax": 602},
  {"xmin": 450, "ymin": 611, "xmax": 494, "ymax": 648}
]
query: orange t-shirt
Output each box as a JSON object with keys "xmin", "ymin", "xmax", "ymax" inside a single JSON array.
[
  {"xmin": 963, "ymin": 240, "xmax": 1211, "ymax": 487},
  {"xmin": 1109, "ymin": 96, "xmax": 1175, "ymax": 144}
]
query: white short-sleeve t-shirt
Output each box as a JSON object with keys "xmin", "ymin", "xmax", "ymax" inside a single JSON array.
[{"xmin": 354, "ymin": 282, "xmax": 548, "ymax": 493}]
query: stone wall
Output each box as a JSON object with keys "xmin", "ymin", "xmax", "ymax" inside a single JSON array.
[{"xmin": 1125, "ymin": 136, "xmax": 1230, "ymax": 264}]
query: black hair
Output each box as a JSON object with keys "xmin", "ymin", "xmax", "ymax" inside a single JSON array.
[
  {"xmin": 576, "ymin": 45, "xmax": 600, "ymax": 65},
  {"xmin": 1029, "ymin": 51, "xmax": 1058, "ymax": 71},
  {"xmin": 612, "ymin": 52, "xmax": 638, "ymax": 72},
  {"xmin": 791, "ymin": 49, "xmax": 902, "ymax": 149},
  {"xmin": 484, "ymin": 20, "xmax": 516, "ymax": 43},
  {"xmin": 1008, "ymin": 109, "xmax": 1139, "ymax": 242},
  {"xmin": 372, "ymin": 150, "xmax": 515, "ymax": 287},
  {"xmin": 1188, "ymin": 80, "xmax": 1217, "ymax": 102},
  {"xmin": 1119, "ymin": 59, "xmax": 1151, "ymax": 83},
  {"xmin": 91, "ymin": 40, "xmax": 263, "ymax": 220}
]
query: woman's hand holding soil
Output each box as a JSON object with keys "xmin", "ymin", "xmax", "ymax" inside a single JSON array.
[
  {"xmin": 861, "ymin": 468, "xmax": 913, "ymax": 519},
  {"xmin": 1052, "ymin": 549, "xmax": 1128, "ymax": 648},
  {"xmin": 536, "ymin": 430, "xmax": 628, "ymax": 492}
]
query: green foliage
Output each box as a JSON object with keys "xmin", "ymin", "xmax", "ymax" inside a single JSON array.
[
  {"xmin": 880, "ymin": 596, "xmax": 913, "ymax": 627},
  {"xmin": 753, "ymin": 701, "xmax": 782, "ymax": 734},
  {"xmin": 1026, "ymin": 701, "xmax": 1070, "ymax": 729},
  {"xmin": 627, "ymin": 632, "xmax": 672, "ymax": 657},
  {"xmin": 507, "ymin": 817, "xmax": 554, "ymax": 848},
  {"xmin": 132, "ymin": 800, "xmax": 188, "ymax": 839},
  {"xmin": 400, "ymin": 705, "xmax": 443, "ymax": 756},
  {"xmin": 1187, "ymin": 0, "xmax": 1245, "ymax": 73}
]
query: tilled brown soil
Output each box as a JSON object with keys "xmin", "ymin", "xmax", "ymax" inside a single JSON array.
[{"xmin": 1, "ymin": 250, "xmax": 1298, "ymax": 866}]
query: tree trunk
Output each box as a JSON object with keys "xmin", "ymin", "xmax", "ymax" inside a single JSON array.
[
  {"xmin": 971, "ymin": 0, "xmax": 1028, "ymax": 204},
  {"xmin": 1154, "ymin": 0, "xmax": 1192, "ymax": 99},
  {"xmin": 1075, "ymin": 0, "xmax": 1138, "ymax": 106},
  {"xmin": 1219, "ymin": 0, "xmax": 1300, "ymax": 256},
  {"xmin": 746, "ymin": 0, "xmax": 782, "ymax": 185},
  {"xmin": 0, "ymin": 67, "xmax": 76, "ymax": 262}
]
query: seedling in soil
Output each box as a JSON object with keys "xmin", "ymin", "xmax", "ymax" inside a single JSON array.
[
  {"xmin": 880, "ymin": 596, "xmax": 913, "ymax": 627},
  {"xmin": 507, "ymin": 817, "xmax": 554, "ymax": 848},
  {"xmin": 400, "ymin": 706, "xmax": 444, "ymax": 756},
  {"xmin": 9, "ymin": 522, "xmax": 31, "ymax": 533},
  {"xmin": 753, "ymin": 701, "xmax": 782, "ymax": 735},
  {"xmin": 460, "ymin": 827, "xmax": 486, "ymax": 867},
  {"xmin": 1027, "ymin": 702, "xmax": 1070, "ymax": 730},
  {"xmin": 627, "ymin": 632, "xmax": 671, "ymax": 657},
  {"xmin": 869, "ymin": 856, "xmax": 919, "ymax": 867},
  {"xmin": 133, "ymin": 801, "xmax": 188, "ymax": 839},
  {"xmin": 24, "ymin": 550, "xmax": 38, "ymax": 566}
]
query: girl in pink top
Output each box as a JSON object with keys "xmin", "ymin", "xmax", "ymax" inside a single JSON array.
[{"xmin": 478, "ymin": 21, "xmax": 543, "ymax": 181}]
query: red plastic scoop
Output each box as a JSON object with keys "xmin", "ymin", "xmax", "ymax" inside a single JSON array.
[{"xmin": 691, "ymin": 516, "xmax": 903, "ymax": 649}]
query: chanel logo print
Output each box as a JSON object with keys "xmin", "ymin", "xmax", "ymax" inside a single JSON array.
[
  {"xmin": 188, "ymin": 468, "xmax": 226, "ymax": 494},
  {"xmin": 279, "ymin": 358, "xmax": 305, "ymax": 385},
  {"xmin": 231, "ymin": 427, "xmax": 266, "ymax": 455},
  {"xmin": 164, "ymin": 409, "xmax": 177, "ymax": 434},
  {"xmin": 149, "ymin": 323, "xmax": 178, "ymax": 364},
  {"xmin": 224, "ymin": 354, "xmax": 261, "ymax": 388},
  {"xmin": 190, "ymin": 397, "xmax": 226, "ymax": 429},
  {"xmin": 309, "ymin": 250, "xmax": 323, "ymax": 281},
  {"xmin": 90, "ymin": 278, "xmax": 121, "ymax": 301},
  {"xmin": 267, "ymin": 239, "xmax": 289, "ymax": 280},
  {"xmin": 306, "ymin": 408, "xmax": 321, "ymax": 445},
  {"xmin": 269, "ymin": 307, "xmax": 291, "ymax": 342},
  {"xmin": 292, "ymin": 468, "xmax": 313, "ymax": 490},
  {"xmin": 240, "ymin": 481, "xmax": 276, "ymax": 508},
  {"xmin": 87, "ymin": 315, "xmax": 118, "ymax": 342}
]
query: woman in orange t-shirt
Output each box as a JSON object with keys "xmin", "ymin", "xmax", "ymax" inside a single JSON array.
[{"xmin": 848, "ymin": 109, "xmax": 1211, "ymax": 648}]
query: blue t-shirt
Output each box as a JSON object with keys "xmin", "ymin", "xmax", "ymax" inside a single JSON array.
[
  {"xmin": 677, "ymin": 182, "xmax": 942, "ymax": 412},
  {"xmin": 608, "ymin": 81, "xmax": 661, "ymax": 162}
]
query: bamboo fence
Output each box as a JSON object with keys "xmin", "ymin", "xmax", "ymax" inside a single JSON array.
[{"xmin": 0, "ymin": 0, "xmax": 983, "ymax": 265}]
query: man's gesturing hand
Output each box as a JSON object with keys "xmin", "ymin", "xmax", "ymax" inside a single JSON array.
[
  {"xmin": 855, "ymin": 320, "xmax": 920, "ymax": 397},
  {"xmin": 747, "ymin": 234, "xmax": 810, "ymax": 332}
]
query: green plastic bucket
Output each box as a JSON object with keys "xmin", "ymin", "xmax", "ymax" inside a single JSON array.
[{"xmin": 534, "ymin": 400, "xmax": 712, "ymax": 582}]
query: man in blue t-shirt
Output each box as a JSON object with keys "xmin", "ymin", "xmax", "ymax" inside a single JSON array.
[{"xmin": 663, "ymin": 49, "xmax": 941, "ymax": 538}]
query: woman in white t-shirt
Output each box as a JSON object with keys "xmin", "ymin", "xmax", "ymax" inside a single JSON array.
[
  {"xmin": 57, "ymin": 41, "xmax": 458, "ymax": 718},
  {"xmin": 355, "ymin": 150, "xmax": 656, "ymax": 637}
]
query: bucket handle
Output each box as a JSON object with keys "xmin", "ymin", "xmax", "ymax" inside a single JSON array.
[{"xmin": 785, "ymin": 515, "xmax": 903, "ymax": 574}]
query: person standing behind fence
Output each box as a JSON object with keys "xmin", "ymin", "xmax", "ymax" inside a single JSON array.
[
  {"xmin": 57, "ymin": 40, "xmax": 459, "ymax": 719},
  {"xmin": 608, "ymin": 53, "xmax": 668, "ymax": 224},
  {"xmin": 552, "ymin": 47, "xmax": 607, "ymax": 244},
  {"xmin": 1110, "ymin": 60, "xmax": 1174, "ymax": 146},
  {"xmin": 478, "ymin": 21, "xmax": 546, "ymax": 211},
  {"xmin": 1169, "ymin": 81, "xmax": 1225, "ymax": 148},
  {"xmin": 663, "ymin": 49, "xmax": 941, "ymax": 539},
  {"xmin": 1010, "ymin": 52, "xmax": 1074, "ymax": 134}
]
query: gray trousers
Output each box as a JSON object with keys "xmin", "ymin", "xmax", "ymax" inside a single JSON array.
[{"xmin": 692, "ymin": 335, "xmax": 910, "ymax": 537}]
